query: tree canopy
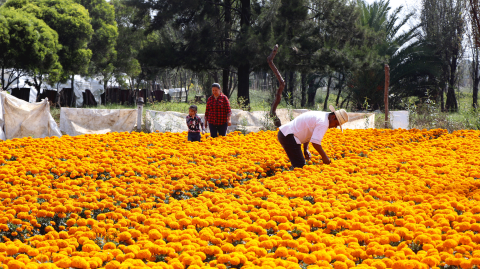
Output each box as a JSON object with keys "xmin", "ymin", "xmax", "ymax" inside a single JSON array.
[
  {"xmin": 74, "ymin": 0, "xmax": 118, "ymax": 84},
  {"xmin": 4, "ymin": 0, "xmax": 93, "ymax": 82},
  {"xmin": 0, "ymin": 7, "xmax": 61, "ymax": 90}
]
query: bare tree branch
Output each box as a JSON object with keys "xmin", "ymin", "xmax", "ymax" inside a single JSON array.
[{"xmin": 267, "ymin": 44, "xmax": 285, "ymax": 127}]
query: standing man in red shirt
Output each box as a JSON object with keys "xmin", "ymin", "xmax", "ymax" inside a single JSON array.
[{"xmin": 205, "ymin": 83, "xmax": 232, "ymax": 138}]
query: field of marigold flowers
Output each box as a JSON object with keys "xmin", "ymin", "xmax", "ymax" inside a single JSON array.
[{"xmin": 0, "ymin": 128, "xmax": 480, "ymax": 269}]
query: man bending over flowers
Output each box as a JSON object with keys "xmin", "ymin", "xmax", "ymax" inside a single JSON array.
[{"xmin": 278, "ymin": 105, "xmax": 348, "ymax": 168}]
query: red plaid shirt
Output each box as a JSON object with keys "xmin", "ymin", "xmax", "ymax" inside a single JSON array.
[{"xmin": 205, "ymin": 94, "xmax": 232, "ymax": 125}]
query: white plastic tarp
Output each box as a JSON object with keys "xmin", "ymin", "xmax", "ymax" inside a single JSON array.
[
  {"xmin": 4, "ymin": 76, "xmax": 38, "ymax": 103},
  {"xmin": 60, "ymin": 108, "xmax": 137, "ymax": 136},
  {"xmin": 49, "ymin": 76, "xmax": 105, "ymax": 107},
  {"xmin": 145, "ymin": 108, "xmax": 375, "ymax": 134},
  {"xmin": 146, "ymin": 110, "xmax": 192, "ymax": 133},
  {"xmin": 86, "ymin": 78, "xmax": 105, "ymax": 104},
  {"xmin": 342, "ymin": 113, "xmax": 375, "ymax": 130},
  {"xmin": 0, "ymin": 91, "xmax": 61, "ymax": 140},
  {"xmin": 390, "ymin": 111, "xmax": 409, "ymax": 129}
]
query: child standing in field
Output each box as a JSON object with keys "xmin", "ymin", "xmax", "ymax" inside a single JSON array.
[{"xmin": 186, "ymin": 105, "xmax": 205, "ymax": 142}]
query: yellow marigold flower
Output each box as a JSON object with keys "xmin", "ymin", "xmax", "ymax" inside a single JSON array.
[
  {"xmin": 118, "ymin": 231, "xmax": 132, "ymax": 241},
  {"xmin": 371, "ymin": 261, "xmax": 387, "ymax": 269},
  {"xmin": 7, "ymin": 260, "xmax": 26, "ymax": 269},
  {"xmin": 54, "ymin": 258, "xmax": 72, "ymax": 268},
  {"xmin": 303, "ymin": 254, "xmax": 317, "ymax": 264},
  {"xmin": 444, "ymin": 239, "xmax": 458, "ymax": 248},
  {"xmin": 136, "ymin": 249, "xmax": 151, "ymax": 259},
  {"xmin": 105, "ymin": 260, "xmax": 121, "ymax": 269},
  {"xmin": 6, "ymin": 244, "xmax": 19, "ymax": 256},
  {"xmin": 275, "ymin": 247, "xmax": 288, "ymax": 258},
  {"xmin": 333, "ymin": 261, "xmax": 348, "ymax": 269}
]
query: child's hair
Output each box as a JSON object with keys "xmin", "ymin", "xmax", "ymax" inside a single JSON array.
[{"xmin": 189, "ymin": 105, "xmax": 198, "ymax": 112}]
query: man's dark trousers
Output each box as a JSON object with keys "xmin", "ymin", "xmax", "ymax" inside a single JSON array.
[{"xmin": 277, "ymin": 130, "xmax": 306, "ymax": 168}]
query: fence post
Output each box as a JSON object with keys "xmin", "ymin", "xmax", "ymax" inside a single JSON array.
[
  {"xmin": 384, "ymin": 64, "xmax": 390, "ymax": 128},
  {"xmin": 137, "ymin": 97, "xmax": 144, "ymax": 132}
]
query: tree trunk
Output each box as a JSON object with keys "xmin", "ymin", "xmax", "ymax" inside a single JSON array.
[
  {"xmin": 307, "ymin": 76, "xmax": 316, "ymax": 107},
  {"xmin": 33, "ymin": 74, "xmax": 43, "ymax": 102},
  {"xmin": 440, "ymin": 85, "xmax": 445, "ymax": 111},
  {"xmin": 340, "ymin": 93, "xmax": 351, "ymax": 108},
  {"xmin": 71, "ymin": 74, "xmax": 75, "ymax": 107},
  {"xmin": 323, "ymin": 75, "xmax": 332, "ymax": 111},
  {"xmin": 473, "ymin": 48, "xmax": 479, "ymax": 110},
  {"xmin": 237, "ymin": 0, "xmax": 250, "ymax": 107},
  {"xmin": 222, "ymin": 69, "xmax": 229, "ymax": 95},
  {"xmin": 223, "ymin": 0, "xmax": 231, "ymax": 92},
  {"xmin": 301, "ymin": 72, "xmax": 307, "ymax": 107},
  {"xmin": 446, "ymin": 86, "xmax": 457, "ymax": 112},
  {"xmin": 474, "ymin": 78, "xmax": 479, "ymax": 110},
  {"xmin": 446, "ymin": 58, "xmax": 458, "ymax": 112},
  {"xmin": 267, "ymin": 44, "xmax": 285, "ymax": 127},
  {"xmin": 212, "ymin": 71, "xmax": 219, "ymax": 84},
  {"xmin": 225, "ymin": 70, "xmax": 236, "ymax": 98},
  {"xmin": 335, "ymin": 73, "xmax": 343, "ymax": 107},
  {"xmin": 166, "ymin": 70, "xmax": 170, "ymax": 89},
  {"xmin": 282, "ymin": 71, "xmax": 294, "ymax": 106},
  {"xmin": 335, "ymin": 87, "xmax": 342, "ymax": 107},
  {"xmin": 185, "ymin": 71, "xmax": 189, "ymax": 103},
  {"xmin": 1, "ymin": 66, "xmax": 4, "ymax": 91},
  {"xmin": 237, "ymin": 63, "xmax": 250, "ymax": 107},
  {"xmin": 288, "ymin": 71, "xmax": 294, "ymax": 105}
]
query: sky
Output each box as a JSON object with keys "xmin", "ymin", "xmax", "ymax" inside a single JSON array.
[
  {"xmin": 364, "ymin": 0, "xmax": 420, "ymax": 13},
  {"xmin": 364, "ymin": 0, "xmax": 421, "ymax": 33}
]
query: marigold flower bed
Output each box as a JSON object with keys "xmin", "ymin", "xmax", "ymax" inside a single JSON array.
[{"xmin": 0, "ymin": 128, "xmax": 479, "ymax": 269}]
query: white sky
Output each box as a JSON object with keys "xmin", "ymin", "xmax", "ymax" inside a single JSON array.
[
  {"xmin": 364, "ymin": 0, "xmax": 420, "ymax": 14},
  {"xmin": 364, "ymin": 0, "xmax": 421, "ymax": 34},
  {"xmin": 364, "ymin": 0, "xmax": 474, "ymax": 60}
]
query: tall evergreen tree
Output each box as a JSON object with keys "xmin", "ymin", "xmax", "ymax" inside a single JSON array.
[
  {"xmin": 129, "ymin": 0, "xmax": 275, "ymax": 105},
  {"xmin": 0, "ymin": 8, "xmax": 61, "ymax": 91},
  {"xmin": 289, "ymin": 0, "xmax": 379, "ymax": 108},
  {"xmin": 108, "ymin": 0, "xmax": 146, "ymax": 91},
  {"xmin": 5, "ymin": 0, "xmax": 94, "ymax": 92},
  {"xmin": 421, "ymin": 0, "xmax": 466, "ymax": 112},
  {"xmin": 348, "ymin": 0, "xmax": 423, "ymax": 110},
  {"xmin": 74, "ymin": 0, "xmax": 118, "ymax": 88}
]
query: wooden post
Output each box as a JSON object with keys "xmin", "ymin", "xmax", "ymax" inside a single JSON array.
[
  {"xmin": 384, "ymin": 64, "xmax": 390, "ymax": 128},
  {"xmin": 137, "ymin": 97, "xmax": 144, "ymax": 132},
  {"xmin": 267, "ymin": 44, "xmax": 285, "ymax": 127}
]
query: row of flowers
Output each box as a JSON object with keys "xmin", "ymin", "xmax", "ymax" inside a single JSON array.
[{"xmin": 0, "ymin": 128, "xmax": 478, "ymax": 269}]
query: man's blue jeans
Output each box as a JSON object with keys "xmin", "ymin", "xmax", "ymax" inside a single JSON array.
[{"xmin": 277, "ymin": 130, "xmax": 305, "ymax": 168}]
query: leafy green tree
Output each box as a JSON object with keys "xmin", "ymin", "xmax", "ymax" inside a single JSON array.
[
  {"xmin": 0, "ymin": 8, "xmax": 61, "ymax": 91},
  {"xmin": 277, "ymin": 0, "xmax": 378, "ymax": 108},
  {"xmin": 74, "ymin": 0, "xmax": 118, "ymax": 87},
  {"xmin": 129, "ymin": 0, "xmax": 274, "ymax": 106},
  {"xmin": 5, "ymin": 0, "xmax": 93, "ymax": 93},
  {"xmin": 128, "ymin": 0, "xmax": 378, "ymax": 108},
  {"xmin": 421, "ymin": 0, "xmax": 466, "ymax": 112},
  {"xmin": 270, "ymin": 0, "xmax": 309, "ymax": 105},
  {"xmin": 347, "ymin": 0, "xmax": 420, "ymax": 110},
  {"xmin": 108, "ymin": 0, "xmax": 147, "ymax": 95}
]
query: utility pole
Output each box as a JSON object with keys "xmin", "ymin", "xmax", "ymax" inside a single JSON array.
[{"xmin": 384, "ymin": 64, "xmax": 390, "ymax": 128}]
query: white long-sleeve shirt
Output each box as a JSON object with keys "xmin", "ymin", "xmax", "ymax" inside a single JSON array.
[{"xmin": 279, "ymin": 111, "xmax": 329, "ymax": 145}]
